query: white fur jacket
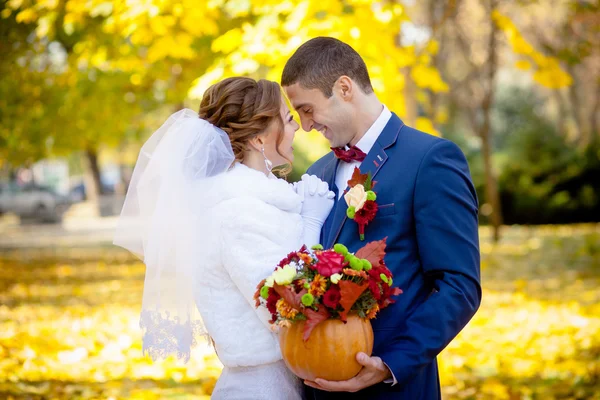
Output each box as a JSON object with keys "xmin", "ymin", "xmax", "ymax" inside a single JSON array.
[{"xmin": 193, "ymin": 163, "xmax": 303, "ymax": 368}]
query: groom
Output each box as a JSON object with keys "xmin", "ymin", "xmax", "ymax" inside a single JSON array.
[{"xmin": 282, "ymin": 37, "xmax": 481, "ymax": 399}]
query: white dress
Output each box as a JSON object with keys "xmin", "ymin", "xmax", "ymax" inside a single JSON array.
[{"xmin": 193, "ymin": 163, "xmax": 304, "ymax": 399}]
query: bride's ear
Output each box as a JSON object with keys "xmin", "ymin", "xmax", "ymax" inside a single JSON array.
[{"xmin": 248, "ymin": 134, "xmax": 266, "ymax": 152}]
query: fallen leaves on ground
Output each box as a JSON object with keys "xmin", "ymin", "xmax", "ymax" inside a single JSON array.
[{"xmin": 0, "ymin": 225, "xmax": 599, "ymax": 399}]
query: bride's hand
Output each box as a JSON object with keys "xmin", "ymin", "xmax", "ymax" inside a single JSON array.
[
  {"xmin": 295, "ymin": 174, "xmax": 335, "ymax": 247},
  {"xmin": 296, "ymin": 174, "xmax": 335, "ymax": 224}
]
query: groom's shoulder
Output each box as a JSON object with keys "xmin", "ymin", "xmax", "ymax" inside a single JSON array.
[{"xmin": 306, "ymin": 151, "xmax": 335, "ymax": 177}]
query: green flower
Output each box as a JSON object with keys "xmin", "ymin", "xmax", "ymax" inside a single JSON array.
[
  {"xmin": 303, "ymin": 282, "xmax": 311, "ymax": 289},
  {"xmin": 366, "ymin": 191, "xmax": 377, "ymax": 201},
  {"xmin": 380, "ymin": 273, "xmax": 389, "ymax": 284},
  {"xmin": 346, "ymin": 206, "xmax": 356, "ymax": 219},
  {"xmin": 333, "ymin": 243, "xmax": 349, "ymax": 255},
  {"xmin": 260, "ymin": 285, "xmax": 270, "ymax": 299},
  {"xmin": 350, "ymin": 256, "xmax": 364, "ymax": 271},
  {"xmin": 311, "ymin": 244, "xmax": 324, "ymax": 250},
  {"xmin": 362, "ymin": 259, "xmax": 372, "ymax": 271},
  {"xmin": 301, "ymin": 293, "xmax": 315, "ymax": 306},
  {"xmin": 273, "ymin": 264, "xmax": 297, "ymax": 285}
]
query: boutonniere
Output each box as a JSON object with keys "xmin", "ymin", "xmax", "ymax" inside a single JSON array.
[{"xmin": 344, "ymin": 167, "xmax": 378, "ymax": 240}]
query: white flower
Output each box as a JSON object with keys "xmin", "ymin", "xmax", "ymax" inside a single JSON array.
[
  {"xmin": 344, "ymin": 184, "xmax": 368, "ymax": 211},
  {"xmin": 265, "ymin": 276, "xmax": 275, "ymax": 288},
  {"xmin": 272, "ymin": 264, "xmax": 296, "ymax": 285},
  {"xmin": 330, "ymin": 273, "xmax": 343, "ymax": 284}
]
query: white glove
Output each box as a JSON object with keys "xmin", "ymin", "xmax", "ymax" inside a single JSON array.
[{"xmin": 295, "ymin": 174, "xmax": 335, "ymax": 248}]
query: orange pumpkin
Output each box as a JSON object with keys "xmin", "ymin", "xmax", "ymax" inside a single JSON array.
[{"xmin": 278, "ymin": 315, "xmax": 374, "ymax": 381}]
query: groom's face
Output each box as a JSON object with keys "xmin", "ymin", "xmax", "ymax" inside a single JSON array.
[{"xmin": 284, "ymin": 83, "xmax": 353, "ymax": 148}]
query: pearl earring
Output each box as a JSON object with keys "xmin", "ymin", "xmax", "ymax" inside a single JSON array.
[{"xmin": 261, "ymin": 147, "xmax": 273, "ymax": 173}]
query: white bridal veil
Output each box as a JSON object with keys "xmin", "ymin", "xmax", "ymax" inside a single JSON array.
[{"xmin": 114, "ymin": 108, "xmax": 235, "ymax": 361}]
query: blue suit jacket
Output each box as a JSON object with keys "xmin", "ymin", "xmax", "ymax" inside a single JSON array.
[{"xmin": 304, "ymin": 114, "xmax": 481, "ymax": 400}]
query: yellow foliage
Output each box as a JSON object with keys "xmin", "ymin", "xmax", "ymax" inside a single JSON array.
[
  {"xmin": 515, "ymin": 60, "xmax": 531, "ymax": 70},
  {"xmin": 493, "ymin": 10, "xmax": 572, "ymax": 89},
  {"xmin": 147, "ymin": 33, "xmax": 195, "ymax": 63},
  {"xmin": 15, "ymin": 8, "xmax": 37, "ymax": 23},
  {"xmin": 533, "ymin": 67, "xmax": 573, "ymax": 89},
  {"xmin": 212, "ymin": 28, "xmax": 244, "ymax": 53},
  {"xmin": 426, "ymin": 40, "xmax": 439, "ymax": 56},
  {"xmin": 411, "ymin": 65, "xmax": 449, "ymax": 93},
  {"xmin": 149, "ymin": 15, "xmax": 176, "ymax": 36},
  {"xmin": 415, "ymin": 116, "xmax": 440, "ymax": 137}
]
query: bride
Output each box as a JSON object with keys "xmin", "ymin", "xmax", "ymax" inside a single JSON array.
[{"xmin": 114, "ymin": 77, "xmax": 334, "ymax": 399}]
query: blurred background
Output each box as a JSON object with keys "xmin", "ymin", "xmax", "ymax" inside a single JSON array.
[{"xmin": 0, "ymin": 0, "xmax": 598, "ymax": 399}]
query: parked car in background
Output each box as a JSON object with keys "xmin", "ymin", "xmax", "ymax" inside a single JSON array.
[{"xmin": 0, "ymin": 182, "xmax": 71, "ymax": 223}]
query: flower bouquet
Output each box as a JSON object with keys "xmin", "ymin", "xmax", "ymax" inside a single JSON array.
[{"xmin": 254, "ymin": 238, "xmax": 402, "ymax": 381}]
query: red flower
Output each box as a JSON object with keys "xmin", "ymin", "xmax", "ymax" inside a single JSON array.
[
  {"xmin": 368, "ymin": 278, "xmax": 382, "ymax": 301},
  {"xmin": 314, "ymin": 250, "xmax": 346, "ymax": 277},
  {"xmin": 367, "ymin": 266, "xmax": 391, "ymax": 301},
  {"xmin": 266, "ymin": 290, "xmax": 280, "ymax": 316},
  {"xmin": 367, "ymin": 265, "xmax": 401, "ymax": 308},
  {"xmin": 354, "ymin": 200, "xmax": 378, "ymax": 225},
  {"xmin": 322, "ymin": 285, "xmax": 342, "ymax": 309},
  {"xmin": 278, "ymin": 250, "xmax": 299, "ymax": 267},
  {"xmin": 368, "ymin": 265, "xmax": 391, "ymax": 281}
]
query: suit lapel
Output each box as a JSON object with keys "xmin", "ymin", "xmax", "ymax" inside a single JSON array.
[{"xmin": 325, "ymin": 113, "xmax": 404, "ymax": 248}]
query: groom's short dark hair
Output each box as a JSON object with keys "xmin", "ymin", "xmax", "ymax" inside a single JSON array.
[{"xmin": 282, "ymin": 37, "xmax": 374, "ymax": 97}]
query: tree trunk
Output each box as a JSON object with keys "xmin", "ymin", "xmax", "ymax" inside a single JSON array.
[
  {"xmin": 591, "ymin": 82, "xmax": 600, "ymax": 141},
  {"xmin": 566, "ymin": 65, "xmax": 587, "ymax": 146},
  {"xmin": 552, "ymin": 89, "xmax": 569, "ymax": 137},
  {"xmin": 84, "ymin": 146, "xmax": 103, "ymax": 200},
  {"xmin": 480, "ymin": 128, "xmax": 502, "ymax": 241},
  {"xmin": 481, "ymin": 0, "xmax": 503, "ymax": 242}
]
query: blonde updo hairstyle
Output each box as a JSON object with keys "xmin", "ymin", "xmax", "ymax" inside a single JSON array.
[{"xmin": 198, "ymin": 77, "xmax": 292, "ymax": 176}]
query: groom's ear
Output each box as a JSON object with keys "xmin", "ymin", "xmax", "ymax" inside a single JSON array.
[{"xmin": 335, "ymin": 75, "xmax": 354, "ymax": 102}]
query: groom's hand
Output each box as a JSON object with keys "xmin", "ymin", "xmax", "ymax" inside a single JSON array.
[{"xmin": 304, "ymin": 352, "xmax": 392, "ymax": 392}]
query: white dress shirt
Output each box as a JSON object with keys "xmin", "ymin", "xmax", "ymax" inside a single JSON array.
[
  {"xmin": 331, "ymin": 104, "xmax": 398, "ymax": 385},
  {"xmin": 335, "ymin": 105, "xmax": 392, "ymax": 197}
]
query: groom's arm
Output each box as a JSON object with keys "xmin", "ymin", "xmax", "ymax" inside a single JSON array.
[{"xmin": 378, "ymin": 139, "xmax": 482, "ymax": 386}]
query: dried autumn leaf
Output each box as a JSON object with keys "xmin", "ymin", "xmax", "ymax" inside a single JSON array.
[
  {"xmin": 355, "ymin": 237, "xmax": 388, "ymax": 266},
  {"xmin": 273, "ymin": 284, "xmax": 306, "ymax": 311},
  {"xmin": 347, "ymin": 167, "xmax": 369, "ymax": 188},
  {"xmin": 303, "ymin": 306, "xmax": 330, "ymax": 341},
  {"xmin": 338, "ymin": 280, "xmax": 369, "ymax": 322}
]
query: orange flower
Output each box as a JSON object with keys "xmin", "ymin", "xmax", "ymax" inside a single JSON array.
[
  {"xmin": 299, "ymin": 253, "xmax": 313, "ymax": 265},
  {"xmin": 343, "ymin": 268, "xmax": 368, "ymax": 279},
  {"xmin": 367, "ymin": 304, "xmax": 380, "ymax": 319},
  {"xmin": 309, "ymin": 274, "xmax": 328, "ymax": 297},
  {"xmin": 276, "ymin": 299, "xmax": 298, "ymax": 319}
]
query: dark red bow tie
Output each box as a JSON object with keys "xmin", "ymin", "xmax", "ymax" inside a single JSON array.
[{"xmin": 331, "ymin": 145, "xmax": 367, "ymax": 163}]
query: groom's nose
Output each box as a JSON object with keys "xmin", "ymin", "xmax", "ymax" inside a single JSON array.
[{"xmin": 300, "ymin": 116, "xmax": 313, "ymax": 132}]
